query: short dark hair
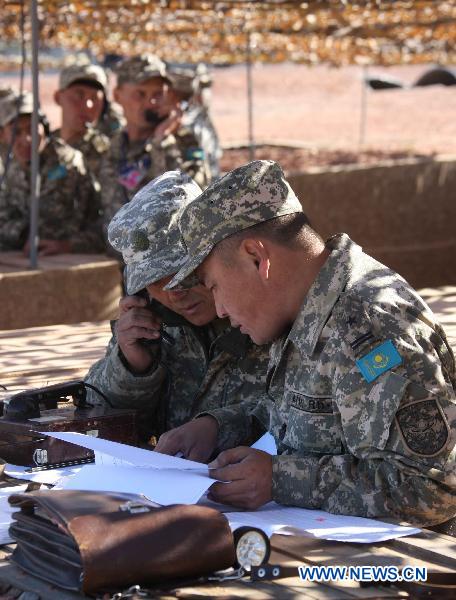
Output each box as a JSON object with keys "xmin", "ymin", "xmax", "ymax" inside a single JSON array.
[{"xmin": 214, "ymin": 212, "xmax": 322, "ymax": 262}]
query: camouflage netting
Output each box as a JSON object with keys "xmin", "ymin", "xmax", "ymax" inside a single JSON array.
[{"xmin": 1, "ymin": 0, "xmax": 456, "ymax": 69}]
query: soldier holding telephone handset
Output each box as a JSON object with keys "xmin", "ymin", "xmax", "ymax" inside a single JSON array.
[{"xmin": 85, "ymin": 171, "xmax": 269, "ymax": 459}]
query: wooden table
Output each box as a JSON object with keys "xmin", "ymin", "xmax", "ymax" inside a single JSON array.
[
  {"xmin": 1, "ymin": 525, "xmax": 455, "ymax": 599},
  {"xmin": 0, "ymin": 286, "xmax": 455, "ymax": 598}
]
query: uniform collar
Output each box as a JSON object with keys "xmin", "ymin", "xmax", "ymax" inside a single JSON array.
[
  {"xmin": 287, "ymin": 233, "xmax": 363, "ymax": 356},
  {"xmin": 213, "ymin": 323, "xmax": 250, "ymax": 358}
]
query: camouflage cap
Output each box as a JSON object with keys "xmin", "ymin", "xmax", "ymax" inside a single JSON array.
[
  {"xmin": 166, "ymin": 64, "xmax": 196, "ymax": 99},
  {"xmin": 59, "ymin": 63, "xmax": 108, "ymax": 92},
  {"xmin": 0, "ymin": 91, "xmax": 34, "ymax": 127},
  {"xmin": 165, "ymin": 160, "xmax": 302, "ymax": 290},
  {"xmin": 0, "ymin": 85, "xmax": 17, "ymax": 102},
  {"xmin": 116, "ymin": 54, "xmax": 167, "ymax": 86},
  {"xmin": 108, "ymin": 171, "xmax": 203, "ymax": 294}
]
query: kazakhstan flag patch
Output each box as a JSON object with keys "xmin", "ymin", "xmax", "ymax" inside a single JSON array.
[{"xmin": 356, "ymin": 340, "xmax": 402, "ymax": 383}]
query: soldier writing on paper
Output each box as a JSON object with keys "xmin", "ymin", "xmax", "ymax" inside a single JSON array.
[{"xmin": 163, "ymin": 160, "xmax": 456, "ymax": 527}]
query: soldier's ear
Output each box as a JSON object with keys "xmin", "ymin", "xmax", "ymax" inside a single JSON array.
[
  {"xmin": 54, "ymin": 90, "xmax": 62, "ymax": 106},
  {"xmin": 241, "ymin": 239, "xmax": 270, "ymax": 281}
]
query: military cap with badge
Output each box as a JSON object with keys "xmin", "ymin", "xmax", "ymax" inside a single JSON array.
[{"xmin": 166, "ymin": 160, "xmax": 303, "ymax": 289}]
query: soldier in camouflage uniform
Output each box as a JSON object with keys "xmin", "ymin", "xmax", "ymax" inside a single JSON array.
[
  {"xmin": 98, "ymin": 55, "xmax": 210, "ymax": 233},
  {"xmin": 85, "ymin": 171, "xmax": 268, "ymax": 452},
  {"xmin": 0, "ymin": 85, "xmax": 18, "ymax": 177},
  {"xmin": 0, "ymin": 91, "xmax": 103, "ymax": 254},
  {"xmin": 165, "ymin": 160, "xmax": 456, "ymax": 527},
  {"xmin": 166, "ymin": 63, "xmax": 222, "ymax": 180},
  {"xmin": 53, "ymin": 63, "xmax": 110, "ymax": 179}
]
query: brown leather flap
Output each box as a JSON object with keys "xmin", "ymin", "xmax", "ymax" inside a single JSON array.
[
  {"xmin": 9, "ymin": 490, "xmax": 136, "ymax": 532},
  {"xmin": 71, "ymin": 504, "xmax": 235, "ymax": 592},
  {"xmin": 9, "ymin": 490, "xmax": 236, "ymax": 593}
]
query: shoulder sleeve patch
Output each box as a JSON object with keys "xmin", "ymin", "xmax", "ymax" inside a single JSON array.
[
  {"xmin": 185, "ymin": 147, "xmax": 205, "ymax": 161},
  {"xmin": 47, "ymin": 164, "xmax": 68, "ymax": 181},
  {"xmin": 396, "ymin": 399, "xmax": 450, "ymax": 456}
]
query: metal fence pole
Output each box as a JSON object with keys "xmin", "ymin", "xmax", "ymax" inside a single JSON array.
[
  {"xmin": 359, "ymin": 65, "xmax": 368, "ymax": 148},
  {"xmin": 29, "ymin": 0, "xmax": 41, "ymax": 269},
  {"xmin": 246, "ymin": 31, "xmax": 255, "ymax": 161}
]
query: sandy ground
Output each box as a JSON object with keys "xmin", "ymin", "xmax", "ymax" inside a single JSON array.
[{"xmin": 2, "ymin": 62, "xmax": 456, "ymax": 162}]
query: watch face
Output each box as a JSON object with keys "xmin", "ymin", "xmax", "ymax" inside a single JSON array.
[{"xmin": 236, "ymin": 530, "xmax": 268, "ymax": 569}]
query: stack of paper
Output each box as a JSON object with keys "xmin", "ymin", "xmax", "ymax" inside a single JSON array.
[
  {"xmin": 40, "ymin": 431, "xmax": 214, "ymax": 506},
  {"xmin": 2, "ymin": 432, "xmax": 421, "ymax": 545}
]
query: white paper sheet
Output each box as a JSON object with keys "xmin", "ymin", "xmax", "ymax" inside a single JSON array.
[
  {"xmin": 40, "ymin": 431, "xmax": 208, "ymax": 473},
  {"xmin": 225, "ymin": 502, "xmax": 421, "ymax": 543},
  {"xmin": 57, "ymin": 464, "xmax": 214, "ymax": 506},
  {"xmin": 251, "ymin": 432, "xmax": 277, "ymax": 455},
  {"xmin": 36, "ymin": 432, "xmax": 420, "ymax": 543},
  {"xmin": 0, "ymin": 485, "xmax": 28, "ymax": 545}
]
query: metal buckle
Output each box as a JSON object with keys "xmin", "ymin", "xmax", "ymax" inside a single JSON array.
[
  {"xmin": 111, "ymin": 584, "xmax": 150, "ymax": 599},
  {"xmin": 119, "ymin": 501, "xmax": 151, "ymax": 514},
  {"xmin": 207, "ymin": 567, "xmax": 246, "ymax": 582}
]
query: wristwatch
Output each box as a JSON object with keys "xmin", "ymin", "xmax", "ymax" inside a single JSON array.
[{"xmin": 232, "ymin": 526, "xmax": 270, "ymax": 570}]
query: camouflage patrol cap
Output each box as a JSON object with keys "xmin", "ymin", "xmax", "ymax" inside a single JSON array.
[
  {"xmin": 0, "ymin": 85, "xmax": 17, "ymax": 103},
  {"xmin": 165, "ymin": 160, "xmax": 302, "ymax": 290},
  {"xmin": 0, "ymin": 91, "xmax": 34, "ymax": 127},
  {"xmin": 166, "ymin": 64, "xmax": 196, "ymax": 99},
  {"xmin": 108, "ymin": 171, "xmax": 202, "ymax": 294},
  {"xmin": 116, "ymin": 54, "xmax": 167, "ymax": 86},
  {"xmin": 59, "ymin": 63, "xmax": 108, "ymax": 92}
]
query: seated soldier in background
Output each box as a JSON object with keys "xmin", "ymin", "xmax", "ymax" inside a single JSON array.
[
  {"xmin": 99, "ymin": 55, "xmax": 210, "ymax": 232},
  {"xmin": 0, "ymin": 91, "xmax": 104, "ymax": 255},
  {"xmin": 85, "ymin": 170, "xmax": 268, "ymax": 452},
  {"xmin": 53, "ymin": 63, "xmax": 110, "ymax": 179},
  {"xmin": 165, "ymin": 160, "xmax": 456, "ymax": 527},
  {"xmin": 0, "ymin": 85, "xmax": 17, "ymax": 177},
  {"xmin": 166, "ymin": 63, "xmax": 222, "ymax": 181}
]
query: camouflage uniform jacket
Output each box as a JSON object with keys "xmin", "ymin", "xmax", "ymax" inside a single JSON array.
[
  {"xmin": 215, "ymin": 234, "xmax": 456, "ymax": 526},
  {"xmin": 85, "ymin": 309, "xmax": 269, "ymax": 447},
  {"xmin": 182, "ymin": 104, "xmax": 221, "ymax": 180},
  {"xmin": 99, "ymin": 128, "xmax": 209, "ymax": 230},
  {"xmin": 52, "ymin": 127, "xmax": 110, "ymax": 180},
  {"xmin": 0, "ymin": 137, "xmax": 104, "ymax": 252}
]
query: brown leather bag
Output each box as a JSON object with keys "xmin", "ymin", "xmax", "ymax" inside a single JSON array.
[{"xmin": 8, "ymin": 490, "xmax": 236, "ymax": 594}]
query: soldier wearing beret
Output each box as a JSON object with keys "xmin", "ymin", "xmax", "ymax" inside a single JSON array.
[
  {"xmin": 53, "ymin": 63, "xmax": 111, "ymax": 179},
  {"xmin": 164, "ymin": 159, "xmax": 456, "ymax": 527},
  {"xmin": 98, "ymin": 55, "xmax": 210, "ymax": 234},
  {"xmin": 0, "ymin": 91, "xmax": 103, "ymax": 254},
  {"xmin": 85, "ymin": 170, "xmax": 268, "ymax": 450}
]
